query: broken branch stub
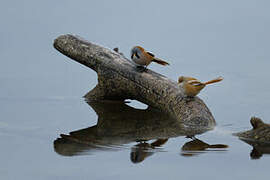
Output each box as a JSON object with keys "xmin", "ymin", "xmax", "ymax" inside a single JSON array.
[{"xmin": 53, "ymin": 34, "xmax": 215, "ymax": 127}]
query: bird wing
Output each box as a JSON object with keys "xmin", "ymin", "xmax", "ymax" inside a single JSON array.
[
  {"xmin": 187, "ymin": 79, "xmax": 203, "ymax": 86},
  {"xmin": 147, "ymin": 52, "xmax": 155, "ymax": 57}
]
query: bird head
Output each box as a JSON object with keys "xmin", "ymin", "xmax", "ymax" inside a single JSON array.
[
  {"xmin": 131, "ymin": 46, "xmax": 144, "ymax": 59},
  {"xmin": 178, "ymin": 76, "xmax": 185, "ymax": 83}
]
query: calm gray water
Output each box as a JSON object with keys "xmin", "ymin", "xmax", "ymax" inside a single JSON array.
[{"xmin": 1, "ymin": 0, "xmax": 270, "ymax": 179}]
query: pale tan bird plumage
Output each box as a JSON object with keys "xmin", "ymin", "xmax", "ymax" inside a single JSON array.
[{"xmin": 178, "ymin": 76, "xmax": 223, "ymax": 97}]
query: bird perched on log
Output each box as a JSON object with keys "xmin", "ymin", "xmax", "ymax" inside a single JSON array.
[
  {"xmin": 130, "ymin": 46, "xmax": 169, "ymax": 68},
  {"xmin": 178, "ymin": 76, "xmax": 223, "ymax": 97}
]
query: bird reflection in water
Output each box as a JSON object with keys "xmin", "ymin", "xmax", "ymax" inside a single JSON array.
[
  {"xmin": 181, "ymin": 138, "xmax": 228, "ymax": 157},
  {"xmin": 130, "ymin": 139, "xmax": 168, "ymax": 163}
]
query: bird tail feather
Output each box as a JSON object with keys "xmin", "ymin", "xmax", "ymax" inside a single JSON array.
[
  {"xmin": 204, "ymin": 77, "xmax": 223, "ymax": 85},
  {"xmin": 152, "ymin": 58, "xmax": 170, "ymax": 66}
]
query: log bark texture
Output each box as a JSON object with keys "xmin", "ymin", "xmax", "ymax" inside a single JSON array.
[{"xmin": 53, "ymin": 34, "xmax": 215, "ymax": 127}]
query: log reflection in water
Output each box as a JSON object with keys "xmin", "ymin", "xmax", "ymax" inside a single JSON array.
[
  {"xmin": 54, "ymin": 100, "xmax": 215, "ymax": 158},
  {"xmin": 237, "ymin": 139, "xmax": 270, "ymax": 159}
]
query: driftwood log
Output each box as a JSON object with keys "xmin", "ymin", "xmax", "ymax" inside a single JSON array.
[{"xmin": 53, "ymin": 34, "xmax": 215, "ymax": 127}]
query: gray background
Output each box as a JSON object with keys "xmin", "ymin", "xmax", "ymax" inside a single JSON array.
[{"xmin": 1, "ymin": 0, "xmax": 270, "ymax": 179}]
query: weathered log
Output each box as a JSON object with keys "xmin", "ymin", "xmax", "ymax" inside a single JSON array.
[{"xmin": 53, "ymin": 34, "xmax": 215, "ymax": 126}]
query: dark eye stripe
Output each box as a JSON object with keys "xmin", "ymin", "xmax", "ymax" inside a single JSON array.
[{"xmin": 135, "ymin": 52, "xmax": 140, "ymax": 59}]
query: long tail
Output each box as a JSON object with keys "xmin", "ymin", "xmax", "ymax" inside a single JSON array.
[
  {"xmin": 152, "ymin": 58, "xmax": 170, "ymax": 66},
  {"xmin": 203, "ymin": 77, "xmax": 223, "ymax": 85},
  {"xmin": 208, "ymin": 144, "xmax": 229, "ymax": 149}
]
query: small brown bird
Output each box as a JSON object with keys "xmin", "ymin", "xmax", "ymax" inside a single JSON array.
[
  {"xmin": 178, "ymin": 76, "xmax": 223, "ymax": 97},
  {"xmin": 131, "ymin": 46, "xmax": 169, "ymax": 67}
]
